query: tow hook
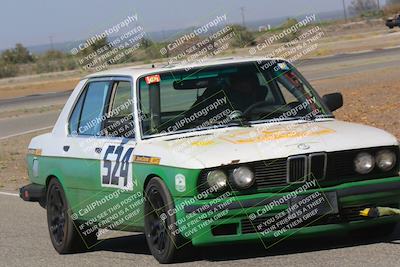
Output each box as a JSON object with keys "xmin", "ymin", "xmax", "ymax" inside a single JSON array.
[{"xmin": 359, "ymin": 207, "xmax": 400, "ymax": 218}]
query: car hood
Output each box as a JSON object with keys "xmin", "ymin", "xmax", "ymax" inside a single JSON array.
[{"xmin": 134, "ymin": 120, "xmax": 398, "ymax": 169}]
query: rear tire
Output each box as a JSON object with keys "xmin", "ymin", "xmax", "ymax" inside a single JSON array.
[
  {"xmin": 144, "ymin": 177, "xmax": 189, "ymax": 263},
  {"xmin": 46, "ymin": 178, "xmax": 97, "ymax": 253}
]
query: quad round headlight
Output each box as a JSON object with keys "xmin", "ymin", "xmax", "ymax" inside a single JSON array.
[
  {"xmin": 354, "ymin": 152, "xmax": 375, "ymax": 174},
  {"xmin": 231, "ymin": 166, "xmax": 255, "ymax": 189},
  {"xmin": 207, "ymin": 170, "xmax": 227, "ymax": 191},
  {"xmin": 376, "ymin": 150, "xmax": 396, "ymax": 171}
]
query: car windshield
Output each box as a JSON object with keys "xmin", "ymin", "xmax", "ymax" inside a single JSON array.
[{"xmin": 138, "ymin": 61, "xmax": 332, "ymax": 137}]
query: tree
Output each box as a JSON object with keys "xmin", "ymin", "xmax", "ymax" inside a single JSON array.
[
  {"xmin": 42, "ymin": 50, "xmax": 66, "ymax": 60},
  {"xmin": 140, "ymin": 38, "xmax": 154, "ymax": 49},
  {"xmin": 78, "ymin": 37, "xmax": 110, "ymax": 57},
  {"xmin": 349, "ymin": 0, "xmax": 379, "ymax": 15},
  {"xmin": 229, "ymin": 24, "xmax": 256, "ymax": 48},
  {"xmin": 387, "ymin": 0, "xmax": 400, "ymax": 5},
  {"xmin": 1, "ymin": 43, "xmax": 34, "ymax": 64},
  {"xmin": 0, "ymin": 61, "xmax": 18, "ymax": 78},
  {"xmin": 279, "ymin": 18, "xmax": 302, "ymax": 42},
  {"xmin": 89, "ymin": 37, "xmax": 109, "ymax": 53}
]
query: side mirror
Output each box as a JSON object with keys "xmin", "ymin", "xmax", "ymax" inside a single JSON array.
[{"xmin": 323, "ymin": 93, "xmax": 343, "ymax": 112}]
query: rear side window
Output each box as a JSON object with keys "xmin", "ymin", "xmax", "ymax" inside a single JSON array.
[
  {"xmin": 69, "ymin": 81, "xmax": 112, "ymax": 136},
  {"xmin": 68, "ymin": 92, "xmax": 85, "ymax": 135},
  {"xmin": 111, "ymin": 81, "xmax": 133, "ymax": 117},
  {"xmin": 103, "ymin": 81, "xmax": 135, "ymax": 138}
]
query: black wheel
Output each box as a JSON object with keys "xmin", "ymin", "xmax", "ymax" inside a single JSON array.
[
  {"xmin": 144, "ymin": 177, "xmax": 188, "ymax": 263},
  {"xmin": 46, "ymin": 178, "xmax": 97, "ymax": 253}
]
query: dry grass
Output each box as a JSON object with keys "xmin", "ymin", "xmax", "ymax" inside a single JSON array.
[
  {"xmin": 0, "ymin": 78, "xmax": 79, "ymax": 99},
  {"xmin": 0, "ymin": 105, "xmax": 63, "ymax": 119},
  {"xmin": 384, "ymin": 4, "xmax": 400, "ymax": 16},
  {"xmin": 312, "ymin": 67, "xmax": 400, "ymax": 140},
  {"xmin": 0, "ymin": 130, "xmax": 49, "ymax": 191}
]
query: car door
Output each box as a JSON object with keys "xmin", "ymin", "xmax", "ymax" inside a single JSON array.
[{"xmin": 64, "ymin": 77, "xmax": 141, "ymax": 232}]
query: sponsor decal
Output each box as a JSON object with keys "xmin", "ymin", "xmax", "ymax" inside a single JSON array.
[
  {"xmin": 220, "ymin": 127, "xmax": 335, "ymax": 144},
  {"xmin": 191, "ymin": 140, "xmax": 215, "ymax": 146},
  {"xmin": 175, "ymin": 174, "xmax": 186, "ymax": 192},
  {"xmin": 277, "ymin": 62, "xmax": 289, "ymax": 70},
  {"xmin": 28, "ymin": 148, "xmax": 42, "ymax": 156},
  {"xmin": 144, "ymin": 74, "xmax": 161, "ymax": 84},
  {"xmin": 133, "ymin": 155, "xmax": 161, "ymax": 165}
]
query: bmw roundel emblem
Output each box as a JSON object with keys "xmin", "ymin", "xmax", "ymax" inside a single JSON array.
[{"xmin": 298, "ymin": 143, "xmax": 310, "ymax": 150}]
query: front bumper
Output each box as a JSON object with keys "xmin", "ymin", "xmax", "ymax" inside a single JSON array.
[{"xmin": 174, "ymin": 177, "xmax": 400, "ymax": 246}]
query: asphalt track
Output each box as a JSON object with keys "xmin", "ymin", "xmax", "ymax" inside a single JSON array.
[
  {"xmin": 1, "ymin": 46, "xmax": 400, "ymax": 140},
  {"xmin": 1, "ymin": 193, "xmax": 400, "ymax": 267}
]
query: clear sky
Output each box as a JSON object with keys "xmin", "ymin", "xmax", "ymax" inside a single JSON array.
[{"xmin": 0, "ymin": 0, "xmax": 381, "ymax": 49}]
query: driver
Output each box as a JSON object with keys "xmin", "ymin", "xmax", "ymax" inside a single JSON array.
[
  {"xmin": 185, "ymin": 71, "xmax": 267, "ymax": 126},
  {"xmin": 226, "ymin": 72, "xmax": 266, "ymax": 112}
]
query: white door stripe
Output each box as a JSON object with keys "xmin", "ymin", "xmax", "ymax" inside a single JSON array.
[{"xmin": 0, "ymin": 191, "xmax": 19, "ymax": 197}]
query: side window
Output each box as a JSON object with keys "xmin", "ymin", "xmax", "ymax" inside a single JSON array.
[
  {"xmin": 69, "ymin": 91, "xmax": 85, "ymax": 135},
  {"xmin": 104, "ymin": 81, "xmax": 135, "ymax": 138},
  {"xmin": 111, "ymin": 81, "xmax": 133, "ymax": 117},
  {"xmin": 69, "ymin": 81, "xmax": 111, "ymax": 136}
]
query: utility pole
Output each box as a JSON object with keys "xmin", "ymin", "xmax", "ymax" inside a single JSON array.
[
  {"xmin": 342, "ymin": 0, "xmax": 348, "ymax": 22},
  {"xmin": 49, "ymin": 35, "xmax": 54, "ymax": 50},
  {"xmin": 240, "ymin": 7, "xmax": 246, "ymax": 27},
  {"xmin": 377, "ymin": 0, "xmax": 380, "ymax": 10}
]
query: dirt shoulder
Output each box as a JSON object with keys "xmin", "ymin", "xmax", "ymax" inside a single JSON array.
[
  {"xmin": 311, "ymin": 67, "xmax": 400, "ymax": 140},
  {"xmin": 0, "ymin": 130, "xmax": 49, "ymax": 191},
  {"xmin": 0, "ymin": 77, "xmax": 79, "ymax": 100}
]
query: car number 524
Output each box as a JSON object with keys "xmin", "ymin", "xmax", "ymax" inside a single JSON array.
[{"xmin": 101, "ymin": 144, "xmax": 135, "ymax": 190}]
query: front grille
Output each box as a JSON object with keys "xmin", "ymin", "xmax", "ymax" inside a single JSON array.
[
  {"xmin": 252, "ymin": 159, "xmax": 288, "ymax": 188},
  {"xmin": 287, "ymin": 156, "xmax": 307, "ymax": 183},
  {"xmin": 197, "ymin": 146, "xmax": 399, "ymax": 193},
  {"xmin": 309, "ymin": 153, "xmax": 327, "ymax": 180}
]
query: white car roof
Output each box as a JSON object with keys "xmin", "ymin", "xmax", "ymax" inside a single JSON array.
[{"xmin": 84, "ymin": 57, "xmax": 286, "ymax": 79}]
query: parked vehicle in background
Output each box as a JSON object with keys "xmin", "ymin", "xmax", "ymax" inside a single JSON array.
[{"xmin": 386, "ymin": 14, "xmax": 400, "ymax": 29}]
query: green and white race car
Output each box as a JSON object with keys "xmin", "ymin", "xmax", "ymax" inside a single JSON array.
[{"xmin": 20, "ymin": 58, "xmax": 400, "ymax": 263}]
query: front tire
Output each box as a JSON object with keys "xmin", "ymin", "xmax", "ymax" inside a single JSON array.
[{"xmin": 144, "ymin": 177, "xmax": 186, "ymax": 263}]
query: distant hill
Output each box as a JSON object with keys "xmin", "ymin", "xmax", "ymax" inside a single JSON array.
[{"xmin": 11, "ymin": 10, "xmax": 346, "ymax": 55}]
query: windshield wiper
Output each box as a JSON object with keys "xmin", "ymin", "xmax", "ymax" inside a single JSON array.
[
  {"xmin": 205, "ymin": 116, "xmax": 252, "ymax": 129},
  {"xmin": 227, "ymin": 119, "xmax": 252, "ymax": 127}
]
